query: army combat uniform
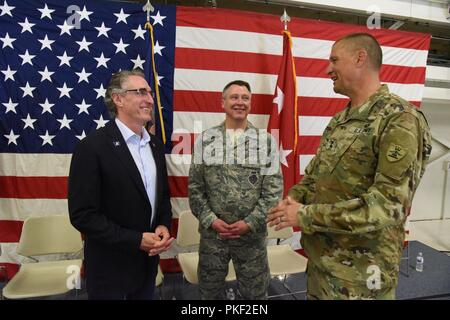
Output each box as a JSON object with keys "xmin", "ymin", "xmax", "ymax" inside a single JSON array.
[
  {"xmin": 189, "ymin": 121, "xmax": 283, "ymax": 299},
  {"xmin": 289, "ymin": 85, "xmax": 432, "ymax": 299}
]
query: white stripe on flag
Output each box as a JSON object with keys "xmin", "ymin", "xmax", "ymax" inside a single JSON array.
[
  {"xmin": 174, "ymin": 69, "xmax": 425, "ymax": 101},
  {"xmin": 170, "ymin": 197, "xmax": 190, "ymax": 217},
  {"xmin": 0, "ymin": 243, "xmax": 24, "ymax": 264},
  {"xmin": 299, "ymin": 154, "xmax": 315, "ymax": 175},
  {"xmin": 166, "ymin": 154, "xmax": 191, "ymax": 177},
  {"xmin": 176, "ymin": 27, "xmax": 428, "ymax": 67},
  {"xmin": 176, "ymin": 26, "xmax": 281, "ymax": 55},
  {"xmin": 173, "ymin": 112, "xmax": 269, "ymax": 133},
  {"xmin": 299, "ymin": 116, "xmax": 332, "ymax": 136},
  {"xmin": 0, "ymin": 199, "xmax": 69, "ymax": 221},
  {"xmin": 0, "ymin": 153, "xmax": 71, "ymax": 176}
]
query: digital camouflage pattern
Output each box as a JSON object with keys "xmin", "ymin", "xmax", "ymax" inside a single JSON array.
[
  {"xmin": 197, "ymin": 236, "xmax": 270, "ymax": 299},
  {"xmin": 289, "ymin": 85, "xmax": 432, "ymax": 300},
  {"xmin": 189, "ymin": 121, "xmax": 283, "ymax": 299}
]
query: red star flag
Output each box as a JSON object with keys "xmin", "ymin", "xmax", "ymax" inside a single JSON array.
[{"xmin": 268, "ymin": 30, "xmax": 299, "ymax": 196}]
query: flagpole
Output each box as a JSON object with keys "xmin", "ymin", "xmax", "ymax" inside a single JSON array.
[
  {"xmin": 280, "ymin": 9, "xmax": 298, "ymax": 155},
  {"xmin": 268, "ymin": 9, "xmax": 300, "ymax": 194},
  {"xmin": 143, "ymin": 0, "xmax": 167, "ymax": 144}
]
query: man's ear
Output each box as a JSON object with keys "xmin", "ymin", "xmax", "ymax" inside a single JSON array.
[
  {"xmin": 356, "ymin": 49, "xmax": 368, "ymax": 67},
  {"xmin": 111, "ymin": 93, "xmax": 122, "ymax": 108}
]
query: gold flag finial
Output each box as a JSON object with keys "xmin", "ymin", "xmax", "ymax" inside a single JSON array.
[{"xmin": 280, "ymin": 9, "xmax": 290, "ymax": 31}]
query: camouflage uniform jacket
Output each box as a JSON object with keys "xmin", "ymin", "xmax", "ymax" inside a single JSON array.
[
  {"xmin": 289, "ymin": 85, "xmax": 432, "ymax": 291},
  {"xmin": 189, "ymin": 121, "xmax": 283, "ymax": 240}
]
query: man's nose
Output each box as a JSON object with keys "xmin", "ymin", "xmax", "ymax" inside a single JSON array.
[
  {"xmin": 326, "ymin": 63, "xmax": 333, "ymax": 75},
  {"xmin": 146, "ymin": 92, "xmax": 154, "ymax": 104}
]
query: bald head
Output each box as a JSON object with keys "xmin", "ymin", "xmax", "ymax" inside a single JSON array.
[{"xmin": 335, "ymin": 33, "xmax": 383, "ymax": 71}]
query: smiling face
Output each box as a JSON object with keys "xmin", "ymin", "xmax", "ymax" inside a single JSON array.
[
  {"xmin": 222, "ymin": 84, "xmax": 252, "ymax": 124},
  {"xmin": 326, "ymin": 41, "xmax": 359, "ymax": 97},
  {"xmin": 113, "ymin": 75, "xmax": 154, "ymax": 133}
]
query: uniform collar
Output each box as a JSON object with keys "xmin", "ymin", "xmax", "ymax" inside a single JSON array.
[{"xmin": 338, "ymin": 84, "xmax": 389, "ymax": 123}]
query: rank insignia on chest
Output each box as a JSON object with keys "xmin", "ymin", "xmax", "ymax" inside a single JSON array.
[
  {"xmin": 248, "ymin": 172, "xmax": 258, "ymax": 185},
  {"xmin": 351, "ymin": 127, "xmax": 372, "ymax": 135},
  {"xmin": 325, "ymin": 139, "xmax": 337, "ymax": 150},
  {"xmin": 386, "ymin": 143, "xmax": 406, "ymax": 162}
]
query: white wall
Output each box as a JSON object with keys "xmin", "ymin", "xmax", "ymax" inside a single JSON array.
[{"xmin": 410, "ymin": 101, "xmax": 450, "ymax": 220}]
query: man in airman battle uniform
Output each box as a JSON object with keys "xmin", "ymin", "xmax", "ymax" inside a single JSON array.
[
  {"xmin": 189, "ymin": 80, "xmax": 282, "ymax": 299},
  {"xmin": 268, "ymin": 33, "xmax": 432, "ymax": 299}
]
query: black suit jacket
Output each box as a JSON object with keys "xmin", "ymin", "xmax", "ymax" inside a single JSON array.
[{"xmin": 68, "ymin": 120, "xmax": 172, "ymax": 295}]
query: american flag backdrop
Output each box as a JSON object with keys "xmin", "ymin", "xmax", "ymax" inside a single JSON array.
[{"xmin": 0, "ymin": 0, "xmax": 431, "ymax": 277}]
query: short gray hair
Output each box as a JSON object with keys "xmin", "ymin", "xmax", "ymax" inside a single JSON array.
[
  {"xmin": 335, "ymin": 33, "xmax": 383, "ymax": 71},
  {"xmin": 222, "ymin": 80, "xmax": 251, "ymax": 99},
  {"xmin": 104, "ymin": 69, "xmax": 146, "ymax": 117}
]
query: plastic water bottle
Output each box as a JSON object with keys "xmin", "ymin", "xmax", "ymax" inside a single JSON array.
[
  {"xmin": 226, "ymin": 288, "xmax": 235, "ymax": 300},
  {"xmin": 415, "ymin": 252, "xmax": 424, "ymax": 272}
]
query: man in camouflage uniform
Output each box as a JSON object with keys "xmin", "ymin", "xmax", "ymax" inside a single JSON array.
[
  {"xmin": 267, "ymin": 33, "xmax": 432, "ymax": 299},
  {"xmin": 189, "ymin": 80, "xmax": 283, "ymax": 299}
]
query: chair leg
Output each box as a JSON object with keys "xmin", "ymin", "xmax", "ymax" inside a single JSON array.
[
  {"xmin": 400, "ymin": 243, "xmax": 410, "ymax": 277},
  {"xmin": 267, "ymin": 274, "xmax": 307, "ymax": 300},
  {"xmin": 158, "ymin": 282, "xmax": 164, "ymax": 300}
]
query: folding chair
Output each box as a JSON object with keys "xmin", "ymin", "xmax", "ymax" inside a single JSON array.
[
  {"xmin": 266, "ymin": 225, "xmax": 308, "ymax": 299},
  {"xmin": 176, "ymin": 210, "xmax": 236, "ymax": 284},
  {"xmin": 2, "ymin": 215, "xmax": 83, "ymax": 299}
]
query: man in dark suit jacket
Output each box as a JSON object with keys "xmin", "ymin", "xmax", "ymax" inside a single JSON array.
[{"xmin": 68, "ymin": 69, "xmax": 173, "ymax": 300}]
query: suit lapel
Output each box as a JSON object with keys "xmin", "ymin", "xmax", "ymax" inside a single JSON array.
[
  {"xmin": 104, "ymin": 121, "xmax": 151, "ymax": 208},
  {"xmin": 149, "ymin": 137, "xmax": 162, "ymax": 212}
]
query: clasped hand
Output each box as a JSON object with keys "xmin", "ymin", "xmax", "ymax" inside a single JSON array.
[
  {"xmin": 140, "ymin": 225, "xmax": 174, "ymax": 256},
  {"xmin": 212, "ymin": 219, "xmax": 250, "ymax": 240}
]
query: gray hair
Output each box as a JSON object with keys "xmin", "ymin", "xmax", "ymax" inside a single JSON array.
[
  {"xmin": 222, "ymin": 80, "xmax": 251, "ymax": 99},
  {"xmin": 335, "ymin": 33, "xmax": 383, "ymax": 71},
  {"xmin": 104, "ymin": 69, "xmax": 146, "ymax": 117}
]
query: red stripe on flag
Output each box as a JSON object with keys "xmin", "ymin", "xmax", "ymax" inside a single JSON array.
[
  {"xmin": 171, "ymin": 132, "xmax": 195, "ymax": 154},
  {"xmin": 0, "ymin": 176, "xmax": 68, "ymax": 199},
  {"xmin": 0, "ymin": 263, "xmax": 20, "ymax": 281},
  {"xmin": 172, "ymin": 134, "xmax": 323, "ymax": 156},
  {"xmin": 176, "ymin": 48, "xmax": 280, "ymax": 74},
  {"xmin": 380, "ymin": 65, "xmax": 426, "ymax": 84},
  {"xmin": 160, "ymin": 258, "xmax": 181, "ymax": 273},
  {"xmin": 0, "ymin": 220, "xmax": 23, "ymax": 242},
  {"xmin": 298, "ymin": 97, "xmax": 348, "ymax": 116},
  {"xmin": 174, "ymin": 91, "xmax": 421, "ymax": 117},
  {"xmin": 177, "ymin": 6, "xmax": 430, "ymax": 50},
  {"xmin": 298, "ymin": 136, "xmax": 322, "ymax": 155},
  {"xmin": 168, "ymin": 176, "xmax": 188, "ymax": 197},
  {"xmin": 173, "ymin": 90, "xmax": 273, "ymax": 114},
  {"xmin": 175, "ymin": 48, "xmax": 426, "ymax": 84}
]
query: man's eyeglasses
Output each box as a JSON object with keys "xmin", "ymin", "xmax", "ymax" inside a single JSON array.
[{"xmin": 118, "ymin": 88, "xmax": 155, "ymax": 98}]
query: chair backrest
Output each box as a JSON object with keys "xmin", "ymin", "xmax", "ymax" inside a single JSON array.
[
  {"xmin": 176, "ymin": 210, "xmax": 201, "ymax": 247},
  {"xmin": 267, "ymin": 225, "xmax": 294, "ymax": 240},
  {"xmin": 17, "ymin": 215, "xmax": 83, "ymax": 257}
]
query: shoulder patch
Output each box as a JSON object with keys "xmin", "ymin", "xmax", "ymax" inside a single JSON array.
[{"xmin": 386, "ymin": 143, "xmax": 406, "ymax": 162}]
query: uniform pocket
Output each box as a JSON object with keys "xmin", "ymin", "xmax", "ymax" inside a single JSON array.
[{"xmin": 320, "ymin": 135, "xmax": 358, "ymax": 174}]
